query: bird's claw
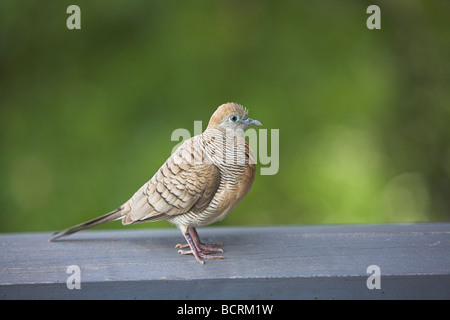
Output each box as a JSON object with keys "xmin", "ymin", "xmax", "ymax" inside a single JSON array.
[
  {"xmin": 176, "ymin": 242, "xmax": 223, "ymax": 250},
  {"xmin": 177, "ymin": 249, "xmax": 226, "ymax": 260}
]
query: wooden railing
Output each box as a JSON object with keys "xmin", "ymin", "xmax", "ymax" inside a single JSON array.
[{"xmin": 1, "ymin": 223, "xmax": 449, "ymax": 299}]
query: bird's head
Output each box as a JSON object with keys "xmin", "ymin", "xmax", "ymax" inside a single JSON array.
[{"xmin": 207, "ymin": 102, "xmax": 262, "ymax": 131}]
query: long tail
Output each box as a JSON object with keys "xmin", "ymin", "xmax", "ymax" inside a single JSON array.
[{"xmin": 49, "ymin": 207, "xmax": 125, "ymax": 242}]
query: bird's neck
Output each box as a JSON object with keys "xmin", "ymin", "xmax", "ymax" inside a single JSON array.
[{"xmin": 207, "ymin": 126, "xmax": 245, "ymax": 138}]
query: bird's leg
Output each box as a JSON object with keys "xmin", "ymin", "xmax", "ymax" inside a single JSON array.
[
  {"xmin": 180, "ymin": 230, "xmax": 205, "ymax": 265},
  {"xmin": 190, "ymin": 227, "xmax": 224, "ymax": 253},
  {"xmin": 176, "ymin": 227, "xmax": 223, "ymax": 253},
  {"xmin": 177, "ymin": 227, "xmax": 225, "ymax": 262}
]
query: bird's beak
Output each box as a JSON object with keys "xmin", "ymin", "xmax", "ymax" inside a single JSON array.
[{"xmin": 243, "ymin": 118, "xmax": 262, "ymax": 127}]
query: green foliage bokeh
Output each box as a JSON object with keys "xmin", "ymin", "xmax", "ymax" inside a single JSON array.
[{"xmin": 1, "ymin": 0, "xmax": 449, "ymax": 232}]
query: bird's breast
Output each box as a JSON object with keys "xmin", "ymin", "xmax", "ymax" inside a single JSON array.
[{"xmin": 189, "ymin": 131, "xmax": 256, "ymax": 226}]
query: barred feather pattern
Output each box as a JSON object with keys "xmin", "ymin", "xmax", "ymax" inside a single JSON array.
[{"xmin": 121, "ymin": 126, "xmax": 255, "ymax": 229}]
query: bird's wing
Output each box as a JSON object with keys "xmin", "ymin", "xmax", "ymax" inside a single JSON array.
[{"xmin": 122, "ymin": 136, "xmax": 221, "ymax": 225}]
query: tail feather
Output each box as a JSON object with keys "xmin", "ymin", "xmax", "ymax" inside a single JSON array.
[{"xmin": 49, "ymin": 207, "xmax": 125, "ymax": 242}]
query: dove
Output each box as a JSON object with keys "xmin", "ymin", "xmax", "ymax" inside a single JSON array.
[{"xmin": 50, "ymin": 102, "xmax": 262, "ymax": 264}]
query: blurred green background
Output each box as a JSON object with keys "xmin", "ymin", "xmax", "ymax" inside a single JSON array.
[{"xmin": 1, "ymin": 0, "xmax": 449, "ymax": 233}]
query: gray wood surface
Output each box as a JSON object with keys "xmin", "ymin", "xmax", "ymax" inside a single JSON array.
[{"xmin": 1, "ymin": 223, "xmax": 449, "ymax": 299}]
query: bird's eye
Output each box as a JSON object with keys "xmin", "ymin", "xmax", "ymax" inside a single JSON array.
[{"xmin": 229, "ymin": 115, "xmax": 239, "ymax": 122}]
